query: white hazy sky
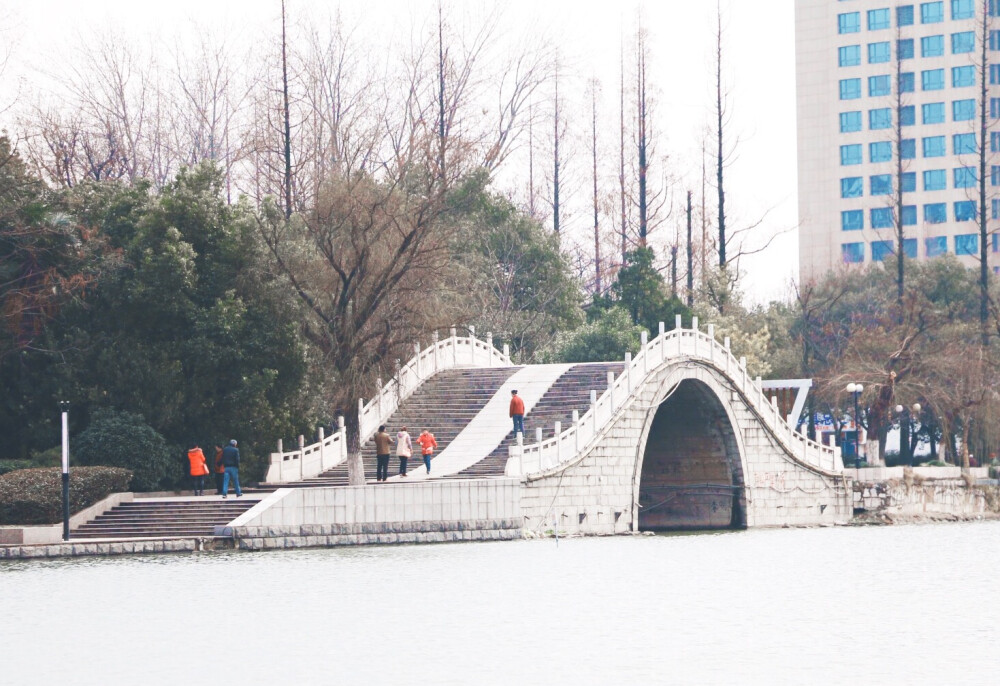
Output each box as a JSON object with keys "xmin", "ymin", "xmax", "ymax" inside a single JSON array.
[{"xmin": 0, "ymin": 0, "xmax": 799, "ymax": 304}]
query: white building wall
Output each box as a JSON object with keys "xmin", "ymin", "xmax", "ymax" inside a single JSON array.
[{"xmin": 797, "ymin": 0, "xmax": 997, "ymax": 281}]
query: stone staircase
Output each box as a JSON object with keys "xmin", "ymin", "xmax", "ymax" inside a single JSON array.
[
  {"xmin": 285, "ymin": 366, "xmax": 521, "ymax": 487},
  {"xmin": 71, "ymin": 498, "xmax": 257, "ymax": 539},
  {"xmin": 447, "ymin": 362, "xmax": 625, "ymax": 478}
]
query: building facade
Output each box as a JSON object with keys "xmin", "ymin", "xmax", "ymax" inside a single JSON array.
[{"xmin": 796, "ymin": 0, "xmax": 1000, "ymax": 281}]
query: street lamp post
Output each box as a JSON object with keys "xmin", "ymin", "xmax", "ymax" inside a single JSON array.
[
  {"xmin": 845, "ymin": 383, "xmax": 864, "ymax": 469},
  {"xmin": 894, "ymin": 402, "xmax": 922, "ymax": 467},
  {"xmin": 59, "ymin": 401, "xmax": 70, "ymax": 541}
]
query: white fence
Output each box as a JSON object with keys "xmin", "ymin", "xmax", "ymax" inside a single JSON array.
[
  {"xmin": 266, "ymin": 329, "xmax": 512, "ymax": 484},
  {"xmin": 357, "ymin": 329, "xmax": 512, "ymax": 447},
  {"xmin": 506, "ymin": 316, "xmax": 843, "ymax": 479}
]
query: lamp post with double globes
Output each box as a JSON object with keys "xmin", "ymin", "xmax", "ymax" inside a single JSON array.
[
  {"xmin": 845, "ymin": 383, "xmax": 864, "ymax": 469},
  {"xmin": 895, "ymin": 402, "xmax": 922, "ymax": 467}
]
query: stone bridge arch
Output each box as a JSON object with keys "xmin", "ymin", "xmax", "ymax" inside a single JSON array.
[{"xmin": 633, "ymin": 376, "xmax": 747, "ymax": 530}]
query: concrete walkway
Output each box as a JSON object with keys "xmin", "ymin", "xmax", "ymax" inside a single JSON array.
[{"xmin": 388, "ymin": 364, "xmax": 572, "ymax": 481}]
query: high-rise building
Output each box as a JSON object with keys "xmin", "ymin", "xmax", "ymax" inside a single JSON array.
[{"xmin": 796, "ymin": 0, "xmax": 999, "ymax": 282}]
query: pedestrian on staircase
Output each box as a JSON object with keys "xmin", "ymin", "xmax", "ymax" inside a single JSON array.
[
  {"xmin": 213, "ymin": 445, "xmax": 225, "ymax": 494},
  {"xmin": 221, "ymin": 439, "xmax": 243, "ymax": 498},
  {"xmin": 417, "ymin": 429, "xmax": 438, "ymax": 474},
  {"xmin": 396, "ymin": 426, "xmax": 413, "ymax": 477},
  {"xmin": 187, "ymin": 444, "xmax": 209, "ymax": 496},
  {"xmin": 374, "ymin": 425, "xmax": 393, "ymax": 482},
  {"xmin": 509, "ymin": 389, "xmax": 525, "ymax": 436}
]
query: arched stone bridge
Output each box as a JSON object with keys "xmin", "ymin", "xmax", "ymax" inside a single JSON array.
[{"xmin": 266, "ymin": 320, "xmax": 852, "ymax": 533}]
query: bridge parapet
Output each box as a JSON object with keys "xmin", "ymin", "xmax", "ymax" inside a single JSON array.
[
  {"xmin": 507, "ymin": 319, "xmax": 841, "ymax": 479},
  {"xmin": 267, "ymin": 331, "xmax": 512, "ymax": 484}
]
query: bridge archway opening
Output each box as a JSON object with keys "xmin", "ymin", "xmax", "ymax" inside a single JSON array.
[{"xmin": 638, "ymin": 379, "xmax": 747, "ymax": 531}]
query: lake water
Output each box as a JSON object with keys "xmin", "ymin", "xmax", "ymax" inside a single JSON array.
[{"xmin": 2, "ymin": 522, "xmax": 998, "ymax": 685}]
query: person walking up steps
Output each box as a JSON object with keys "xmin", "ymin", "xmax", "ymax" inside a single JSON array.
[
  {"xmin": 221, "ymin": 439, "xmax": 243, "ymax": 498},
  {"xmin": 374, "ymin": 425, "xmax": 393, "ymax": 482},
  {"xmin": 187, "ymin": 444, "xmax": 209, "ymax": 496},
  {"xmin": 213, "ymin": 445, "xmax": 225, "ymax": 494},
  {"xmin": 396, "ymin": 426, "xmax": 413, "ymax": 477},
  {"xmin": 509, "ymin": 389, "xmax": 525, "ymax": 436},
  {"xmin": 417, "ymin": 429, "xmax": 438, "ymax": 474}
]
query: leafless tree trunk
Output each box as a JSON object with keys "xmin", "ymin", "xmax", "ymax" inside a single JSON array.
[
  {"xmin": 686, "ymin": 190, "xmax": 694, "ymax": 307},
  {"xmin": 590, "ymin": 78, "xmax": 602, "ymax": 294},
  {"xmin": 636, "ymin": 27, "xmax": 648, "ymax": 246}
]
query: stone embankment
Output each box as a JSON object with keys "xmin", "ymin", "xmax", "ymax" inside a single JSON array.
[{"xmin": 847, "ymin": 465, "xmax": 1000, "ymax": 524}]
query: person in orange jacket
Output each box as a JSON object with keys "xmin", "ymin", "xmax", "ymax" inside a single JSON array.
[
  {"xmin": 416, "ymin": 429, "xmax": 438, "ymax": 474},
  {"xmin": 187, "ymin": 444, "xmax": 210, "ymax": 496},
  {"xmin": 213, "ymin": 445, "xmax": 225, "ymax": 494},
  {"xmin": 509, "ymin": 389, "xmax": 525, "ymax": 435}
]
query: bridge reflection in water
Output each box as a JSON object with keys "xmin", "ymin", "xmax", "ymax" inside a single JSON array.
[{"xmin": 638, "ymin": 379, "xmax": 747, "ymax": 531}]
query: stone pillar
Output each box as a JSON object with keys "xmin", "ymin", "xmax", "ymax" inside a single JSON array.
[
  {"xmin": 675, "ymin": 314, "xmax": 682, "ymax": 330},
  {"xmin": 415, "ymin": 342, "xmax": 422, "ymax": 376},
  {"xmin": 503, "ymin": 343, "xmax": 510, "ymax": 360},
  {"xmin": 624, "ymin": 352, "xmax": 632, "ymax": 393},
  {"xmin": 640, "ymin": 332, "xmax": 648, "ymax": 375},
  {"xmin": 658, "ymin": 321, "xmax": 665, "ymax": 337},
  {"xmin": 377, "ymin": 378, "xmax": 383, "ymax": 416},
  {"xmin": 432, "ymin": 331, "xmax": 440, "ymax": 372},
  {"xmin": 554, "ymin": 421, "xmax": 562, "ymax": 464},
  {"xmin": 277, "ymin": 438, "xmax": 283, "ymax": 454},
  {"xmin": 486, "ymin": 332, "xmax": 494, "ymax": 366},
  {"xmin": 318, "ymin": 426, "xmax": 325, "ymax": 468},
  {"xmin": 607, "ymin": 370, "xmax": 615, "ymax": 408}
]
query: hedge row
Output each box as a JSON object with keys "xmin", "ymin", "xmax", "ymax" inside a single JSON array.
[{"xmin": 0, "ymin": 466, "xmax": 132, "ymax": 525}]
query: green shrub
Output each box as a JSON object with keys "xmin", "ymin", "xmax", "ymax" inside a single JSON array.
[
  {"xmin": 0, "ymin": 460, "xmax": 35, "ymax": 476},
  {"xmin": 73, "ymin": 409, "xmax": 175, "ymax": 491},
  {"xmin": 0, "ymin": 466, "xmax": 132, "ymax": 525}
]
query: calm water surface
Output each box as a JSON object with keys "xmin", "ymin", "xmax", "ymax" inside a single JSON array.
[{"xmin": 2, "ymin": 522, "xmax": 998, "ymax": 685}]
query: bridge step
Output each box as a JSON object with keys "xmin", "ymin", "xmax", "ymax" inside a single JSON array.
[{"xmin": 69, "ymin": 498, "xmax": 257, "ymax": 539}]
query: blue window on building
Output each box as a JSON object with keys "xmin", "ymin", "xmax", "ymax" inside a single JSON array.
[
  {"xmin": 993, "ymin": 98, "xmax": 1000, "ymax": 118},
  {"xmin": 901, "ymin": 138, "xmax": 917, "ymax": 159},
  {"xmin": 922, "ymin": 69, "xmax": 945, "ymax": 91},
  {"xmin": 923, "ymin": 136, "xmax": 946, "ymax": 157},
  {"xmin": 991, "ymin": 0, "xmax": 1000, "ymax": 16},
  {"xmin": 902, "ymin": 172, "xmax": 917, "ymax": 192},
  {"xmin": 955, "ymin": 233, "xmax": 978, "ymax": 254},
  {"xmin": 924, "ymin": 169, "xmax": 947, "ymax": 190},
  {"xmin": 993, "ymin": 131, "xmax": 1000, "ymax": 152},
  {"xmin": 868, "ymin": 42, "xmax": 891, "ymax": 63},
  {"xmin": 899, "ymin": 5, "xmax": 915, "ymax": 25},
  {"xmin": 952, "ymin": 0, "xmax": 975, "ymax": 19},
  {"xmin": 899, "ymin": 72, "xmax": 915, "ymax": 92},
  {"xmin": 871, "ymin": 174, "xmax": 893, "ymax": 195},
  {"xmin": 921, "ymin": 2, "xmax": 944, "ymax": 23},
  {"xmin": 994, "ymin": 199, "xmax": 1000, "ymax": 219},
  {"xmin": 953, "ymin": 99, "xmax": 975, "ymax": 121},
  {"xmin": 955, "ymin": 201, "xmax": 977, "ymax": 221},
  {"xmin": 992, "ymin": 30, "xmax": 1000, "ymax": 50},
  {"xmin": 869, "ymin": 75, "xmax": 892, "ymax": 96},
  {"xmin": 871, "ymin": 241, "xmax": 898, "ymax": 262},
  {"xmin": 898, "ymin": 38, "xmax": 915, "ymax": 60},
  {"xmin": 921, "ymin": 35, "xmax": 944, "ymax": 57},
  {"xmin": 954, "ymin": 133, "xmax": 976, "ymax": 154},
  {"xmin": 952, "ymin": 31, "xmax": 975, "ymax": 54},
  {"xmin": 992, "ymin": 165, "xmax": 1000, "ymax": 185},
  {"xmin": 903, "ymin": 205, "xmax": 918, "ymax": 225},
  {"xmin": 954, "ymin": 166, "xmax": 977, "ymax": 188},
  {"xmin": 925, "ymin": 203, "xmax": 948, "ymax": 223},
  {"xmin": 841, "ymin": 144, "xmax": 864, "ymax": 165},
  {"xmin": 840, "ymin": 45, "xmax": 861, "ymax": 67},
  {"xmin": 871, "ymin": 207, "xmax": 894, "ymax": 228},
  {"xmin": 869, "ymin": 8, "xmax": 891, "ymax": 29},
  {"xmin": 840, "ymin": 78, "xmax": 862, "ymax": 100},
  {"xmin": 842, "ymin": 210, "xmax": 864, "ymax": 231},
  {"xmin": 842, "ymin": 177, "xmax": 864, "ymax": 198},
  {"xmin": 952, "ymin": 65, "xmax": 975, "ymax": 87},
  {"xmin": 840, "ymin": 111, "xmax": 863, "ymax": 132},
  {"xmin": 870, "ymin": 108, "xmax": 893, "ymax": 129},
  {"xmin": 900, "ymin": 105, "xmax": 916, "ymax": 126},
  {"xmin": 842, "ymin": 243, "xmax": 865, "ymax": 264},
  {"xmin": 926, "ymin": 236, "xmax": 948, "ymax": 256},
  {"xmin": 992, "ymin": 64, "xmax": 1000, "ymax": 84},
  {"xmin": 839, "ymin": 12, "xmax": 861, "ymax": 33},
  {"xmin": 869, "ymin": 141, "xmax": 892, "ymax": 162}
]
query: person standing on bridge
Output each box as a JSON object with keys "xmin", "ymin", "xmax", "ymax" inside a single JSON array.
[
  {"xmin": 417, "ymin": 429, "xmax": 438, "ymax": 474},
  {"xmin": 220, "ymin": 439, "xmax": 243, "ymax": 498},
  {"xmin": 509, "ymin": 389, "xmax": 525, "ymax": 436},
  {"xmin": 396, "ymin": 426, "xmax": 413, "ymax": 477},
  {"xmin": 374, "ymin": 425, "xmax": 393, "ymax": 482}
]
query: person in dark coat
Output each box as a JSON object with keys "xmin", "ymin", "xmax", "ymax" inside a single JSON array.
[
  {"xmin": 221, "ymin": 439, "xmax": 243, "ymax": 498},
  {"xmin": 213, "ymin": 445, "xmax": 225, "ymax": 495}
]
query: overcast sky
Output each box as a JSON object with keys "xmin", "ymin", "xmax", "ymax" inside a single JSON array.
[{"xmin": 0, "ymin": 0, "xmax": 798, "ymax": 303}]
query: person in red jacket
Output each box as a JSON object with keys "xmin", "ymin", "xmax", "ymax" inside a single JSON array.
[
  {"xmin": 416, "ymin": 429, "xmax": 438, "ymax": 474},
  {"xmin": 509, "ymin": 389, "xmax": 525, "ymax": 436},
  {"xmin": 187, "ymin": 444, "xmax": 210, "ymax": 496}
]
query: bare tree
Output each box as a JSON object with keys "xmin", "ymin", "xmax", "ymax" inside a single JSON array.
[{"xmin": 590, "ymin": 78, "xmax": 602, "ymax": 294}]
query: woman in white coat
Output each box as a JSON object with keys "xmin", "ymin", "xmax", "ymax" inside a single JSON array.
[{"xmin": 396, "ymin": 426, "xmax": 413, "ymax": 477}]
